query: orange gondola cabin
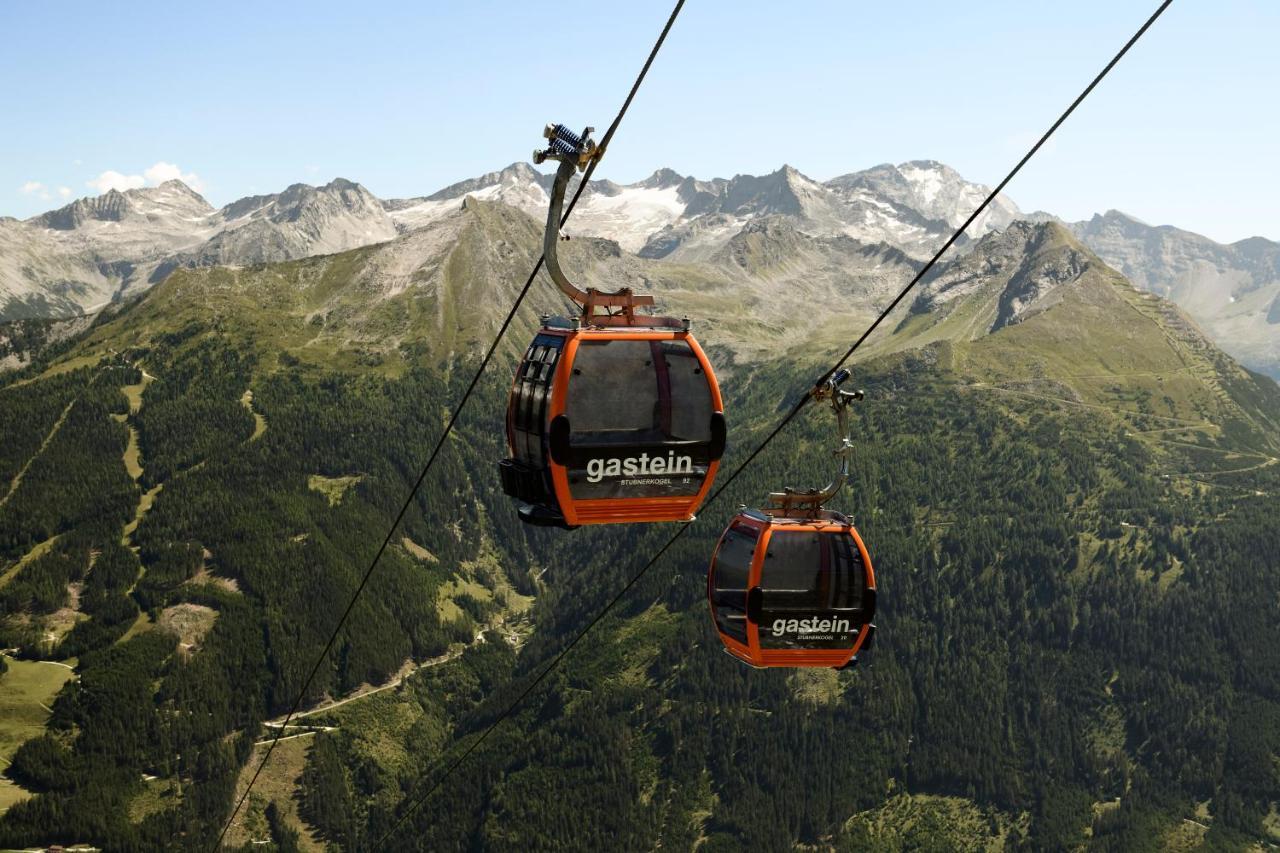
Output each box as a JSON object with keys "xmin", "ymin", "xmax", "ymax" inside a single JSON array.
[
  {"xmin": 499, "ymin": 123, "xmax": 725, "ymax": 528},
  {"xmin": 707, "ymin": 369, "xmax": 876, "ymax": 668},
  {"xmin": 708, "ymin": 508, "xmax": 876, "ymax": 669}
]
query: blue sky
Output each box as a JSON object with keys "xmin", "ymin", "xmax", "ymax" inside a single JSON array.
[{"xmin": 1, "ymin": 1, "xmax": 1274, "ymax": 243}]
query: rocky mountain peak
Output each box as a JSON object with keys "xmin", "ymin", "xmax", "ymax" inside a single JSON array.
[
  {"xmin": 911, "ymin": 219, "xmax": 1104, "ymax": 335},
  {"xmin": 1079, "ymin": 209, "xmax": 1151, "ymax": 238},
  {"xmin": 30, "ymin": 181, "xmax": 214, "ymax": 231},
  {"xmin": 424, "ymin": 162, "xmax": 546, "ymax": 203},
  {"xmin": 31, "ymin": 191, "xmax": 128, "ymax": 230},
  {"xmin": 638, "ymin": 168, "xmax": 685, "ymax": 189},
  {"xmin": 25, "ymin": 184, "xmax": 216, "ymax": 268}
]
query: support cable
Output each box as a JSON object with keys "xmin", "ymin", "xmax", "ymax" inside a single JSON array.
[
  {"xmin": 210, "ymin": 2, "xmax": 686, "ymax": 847},
  {"xmin": 373, "ymin": 2, "xmax": 1174, "ymax": 844}
]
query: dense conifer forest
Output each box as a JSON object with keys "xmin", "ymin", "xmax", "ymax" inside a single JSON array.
[{"xmin": 0, "ymin": 244, "xmax": 1278, "ymax": 850}]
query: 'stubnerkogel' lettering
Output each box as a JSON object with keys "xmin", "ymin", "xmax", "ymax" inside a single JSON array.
[{"xmin": 585, "ymin": 452, "xmax": 694, "ymax": 483}]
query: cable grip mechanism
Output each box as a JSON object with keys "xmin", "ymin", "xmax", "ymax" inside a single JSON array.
[{"xmin": 533, "ymin": 123, "xmax": 599, "ymax": 171}]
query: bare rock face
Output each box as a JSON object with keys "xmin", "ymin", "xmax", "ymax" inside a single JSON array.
[
  {"xmin": 992, "ymin": 228, "xmax": 1090, "ymax": 332},
  {"xmin": 1, "ymin": 159, "xmax": 1023, "ymax": 323},
  {"xmin": 4, "ymin": 178, "xmax": 400, "ymax": 319},
  {"xmin": 1071, "ymin": 210, "xmax": 1280, "ymax": 378},
  {"xmin": 33, "ymin": 180, "xmax": 214, "ymax": 233},
  {"xmin": 4, "ymin": 161, "xmax": 1276, "ymax": 382},
  {"xmin": 0, "ymin": 218, "xmax": 114, "ymax": 318},
  {"xmin": 390, "ymin": 160, "xmax": 1021, "ymax": 262},
  {"xmin": 911, "ymin": 221, "xmax": 1108, "ymax": 337},
  {"xmin": 187, "ymin": 179, "xmax": 399, "ymax": 267}
]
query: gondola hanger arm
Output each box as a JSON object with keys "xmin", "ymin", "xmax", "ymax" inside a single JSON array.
[
  {"xmin": 534, "ymin": 122, "xmax": 675, "ymax": 326},
  {"xmin": 766, "ymin": 369, "xmax": 864, "ymax": 516}
]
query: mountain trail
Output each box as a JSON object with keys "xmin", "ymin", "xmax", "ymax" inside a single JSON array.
[
  {"xmin": 258, "ymin": 612, "xmax": 516, "ymax": 740},
  {"xmin": 0, "ymin": 399, "xmax": 76, "ymax": 508},
  {"xmin": 966, "ymin": 382, "xmax": 1217, "ymax": 428},
  {"xmin": 240, "ymin": 389, "xmax": 267, "ymax": 441}
]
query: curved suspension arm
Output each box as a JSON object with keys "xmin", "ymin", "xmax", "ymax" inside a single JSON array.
[
  {"xmin": 766, "ymin": 369, "xmax": 863, "ymax": 513},
  {"xmin": 533, "ymin": 122, "xmax": 656, "ymax": 320},
  {"xmin": 812, "ymin": 380, "xmax": 856, "ymax": 504},
  {"xmin": 542, "ymin": 156, "xmax": 591, "ymax": 305}
]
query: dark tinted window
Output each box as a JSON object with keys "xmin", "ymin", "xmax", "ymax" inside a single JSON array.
[
  {"xmin": 711, "ymin": 524, "xmax": 756, "ymax": 644},
  {"xmin": 760, "ymin": 530, "xmax": 863, "ymax": 610},
  {"xmin": 566, "ymin": 339, "xmax": 712, "ymax": 444}
]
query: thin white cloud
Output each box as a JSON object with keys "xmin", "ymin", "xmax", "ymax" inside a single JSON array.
[
  {"xmin": 58, "ymin": 186, "xmax": 72, "ymax": 198},
  {"xmin": 20, "ymin": 181, "xmax": 52, "ymax": 201},
  {"xmin": 85, "ymin": 162, "xmax": 204, "ymax": 195},
  {"xmin": 144, "ymin": 161, "xmax": 204, "ymax": 191},
  {"xmin": 87, "ymin": 170, "xmax": 146, "ymax": 193}
]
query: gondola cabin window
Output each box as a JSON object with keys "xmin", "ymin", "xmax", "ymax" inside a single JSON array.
[
  {"xmin": 710, "ymin": 523, "xmax": 757, "ymax": 645},
  {"xmin": 564, "ymin": 338, "xmax": 713, "ymax": 500},
  {"xmin": 757, "ymin": 530, "xmax": 865, "ymax": 650}
]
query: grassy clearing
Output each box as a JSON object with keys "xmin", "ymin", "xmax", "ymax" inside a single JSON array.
[
  {"xmin": 563, "ymin": 604, "xmax": 678, "ymax": 692},
  {"xmin": 313, "ymin": 689, "xmax": 435, "ymax": 783},
  {"xmin": 41, "ymin": 606, "xmax": 88, "ymax": 649},
  {"xmin": 1159, "ymin": 814, "xmax": 1209, "ymax": 851},
  {"xmin": 0, "ymin": 655, "xmax": 76, "ymax": 813},
  {"xmin": 121, "ymin": 372, "xmax": 153, "ymax": 416},
  {"xmin": 186, "ymin": 565, "xmax": 240, "ymax": 595},
  {"xmin": 433, "ymin": 523, "xmax": 534, "ymax": 625},
  {"xmin": 225, "ymin": 736, "xmax": 323, "ymax": 851},
  {"xmin": 122, "ymin": 483, "xmax": 162, "ymax": 546},
  {"xmin": 456, "ymin": 522, "xmax": 535, "ymax": 616},
  {"xmin": 843, "ymin": 793, "xmax": 1026, "ymax": 851},
  {"xmin": 788, "ymin": 668, "xmax": 845, "ymax": 706},
  {"xmin": 128, "ymin": 775, "xmax": 180, "ymax": 824},
  {"xmin": 1262, "ymin": 802, "xmax": 1280, "ymax": 841},
  {"xmin": 122, "ymin": 424, "xmax": 143, "ymax": 481},
  {"xmin": 0, "ymin": 775, "xmax": 34, "ymax": 814},
  {"xmin": 157, "ymin": 603, "xmax": 218, "ymax": 656},
  {"xmin": 10, "ymin": 352, "xmax": 104, "ymax": 388},
  {"xmin": 401, "ymin": 536, "xmax": 438, "ymax": 563},
  {"xmin": 240, "ymin": 389, "xmax": 267, "ymax": 441},
  {"xmin": 307, "ymin": 474, "xmax": 363, "ymax": 507},
  {"xmin": 436, "ymin": 576, "xmax": 492, "ymax": 624},
  {"xmin": 117, "ymin": 610, "xmax": 154, "ymax": 645}
]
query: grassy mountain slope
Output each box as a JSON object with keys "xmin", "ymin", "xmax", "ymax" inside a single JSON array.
[
  {"xmin": 889, "ymin": 222, "xmax": 1280, "ymax": 460},
  {"xmin": 0, "ymin": 206, "xmax": 1277, "ymax": 849},
  {"xmin": 1072, "ymin": 210, "xmax": 1280, "ymax": 381}
]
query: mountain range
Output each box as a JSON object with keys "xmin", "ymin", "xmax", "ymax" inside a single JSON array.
[
  {"xmin": 2, "ymin": 173, "xmax": 1279, "ymax": 848},
  {"xmin": 3, "ymin": 159, "xmax": 1276, "ymax": 381}
]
